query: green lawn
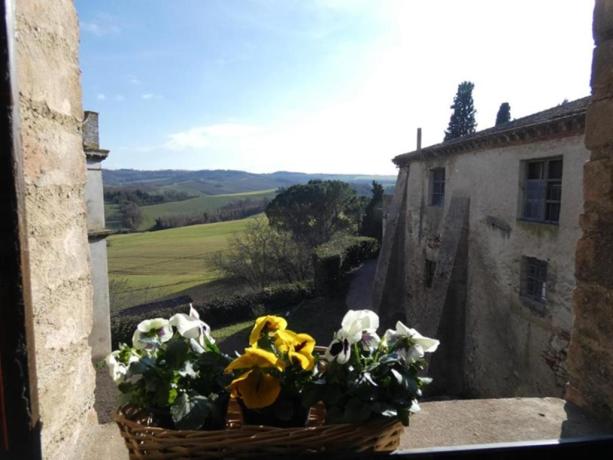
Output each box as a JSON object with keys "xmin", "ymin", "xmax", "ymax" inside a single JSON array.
[
  {"xmin": 105, "ymin": 189, "xmax": 277, "ymax": 231},
  {"xmin": 108, "ymin": 216, "xmax": 260, "ymax": 310}
]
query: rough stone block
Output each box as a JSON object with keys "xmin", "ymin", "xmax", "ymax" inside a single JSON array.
[
  {"xmin": 585, "ymin": 98, "xmax": 613, "ymax": 149},
  {"xmin": 575, "ymin": 236, "xmax": 613, "ymax": 289},
  {"xmin": 572, "ymin": 285, "xmax": 613, "ymax": 343},
  {"xmin": 591, "ymin": 41, "xmax": 613, "ymax": 96},
  {"xmin": 594, "ymin": 0, "xmax": 613, "ymax": 45},
  {"xmin": 582, "ymin": 158, "xmax": 613, "ymax": 212},
  {"xmin": 20, "ymin": 110, "xmax": 85, "ymax": 187}
]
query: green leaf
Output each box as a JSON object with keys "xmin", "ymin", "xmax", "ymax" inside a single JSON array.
[
  {"xmin": 170, "ymin": 393, "xmax": 213, "ymax": 430},
  {"xmin": 343, "ymin": 398, "xmax": 371, "ymax": 423},
  {"xmin": 398, "ymin": 407, "xmax": 410, "ymax": 427},
  {"xmin": 165, "ymin": 339, "xmax": 189, "ymax": 368}
]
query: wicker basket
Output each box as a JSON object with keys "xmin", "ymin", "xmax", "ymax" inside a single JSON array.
[{"xmin": 114, "ymin": 398, "xmax": 404, "ymax": 459}]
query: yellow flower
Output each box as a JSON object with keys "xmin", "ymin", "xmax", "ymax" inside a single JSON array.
[
  {"xmin": 274, "ymin": 329, "xmax": 316, "ymax": 371},
  {"xmin": 225, "ymin": 347, "xmax": 284, "ymax": 409},
  {"xmin": 249, "ymin": 315, "xmax": 288, "ymax": 345}
]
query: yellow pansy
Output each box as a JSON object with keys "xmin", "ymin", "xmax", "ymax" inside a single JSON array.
[
  {"xmin": 249, "ymin": 315, "xmax": 288, "ymax": 345},
  {"xmin": 225, "ymin": 347, "xmax": 284, "ymax": 409},
  {"xmin": 274, "ymin": 329, "xmax": 316, "ymax": 371},
  {"xmin": 229, "ymin": 368, "xmax": 281, "ymax": 409}
]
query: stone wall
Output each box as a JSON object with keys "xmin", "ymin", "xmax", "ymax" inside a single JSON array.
[
  {"xmin": 14, "ymin": 0, "xmax": 96, "ymax": 458},
  {"xmin": 387, "ymin": 135, "xmax": 589, "ymax": 397},
  {"xmin": 566, "ymin": 0, "xmax": 613, "ymax": 421}
]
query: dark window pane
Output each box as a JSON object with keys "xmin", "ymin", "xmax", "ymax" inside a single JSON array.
[
  {"xmin": 430, "ymin": 168, "xmax": 445, "ymax": 207},
  {"xmin": 432, "ymin": 168, "xmax": 445, "ymax": 182},
  {"xmin": 527, "ymin": 161, "xmax": 544, "ymax": 179},
  {"xmin": 548, "ymin": 160, "xmax": 563, "ymax": 179},
  {"xmin": 546, "ymin": 182, "xmax": 561, "ymax": 201},
  {"xmin": 522, "ymin": 257, "xmax": 548, "ymax": 303},
  {"xmin": 545, "ymin": 202, "xmax": 560, "ymax": 222}
]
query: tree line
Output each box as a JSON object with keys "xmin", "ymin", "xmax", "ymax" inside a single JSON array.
[
  {"xmin": 105, "ymin": 187, "xmax": 195, "ymax": 206},
  {"xmin": 213, "ymin": 180, "xmax": 385, "ymax": 289}
]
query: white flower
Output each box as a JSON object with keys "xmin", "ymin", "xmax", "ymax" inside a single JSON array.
[
  {"xmin": 105, "ymin": 350, "xmax": 139, "ymax": 384},
  {"xmin": 324, "ymin": 333, "xmax": 352, "ymax": 364},
  {"xmin": 178, "ymin": 360, "xmax": 198, "ymax": 379},
  {"xmin": 383, "ymin": 321, "xmax": 439, "ymax": 354},
  {"xmin": 132, "ymin": 318, "xmax": 173, "ymax": 350},
  {"xmin": 409, "ymin": 400, "xmax": 421, "ymax": 413},
  {"xmin": 360, "ymin": 330, "xmax": 381, "ymax": 352},
  {"xmin": 340, "ymin": 310, "xmax": 380, "ymax": 344},
  {"xmin": 170, "ymin": 305, "xmax": 215, "ymax": 353}
]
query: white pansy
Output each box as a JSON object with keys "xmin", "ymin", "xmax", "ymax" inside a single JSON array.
[
  {"xmin": 383, "ymin": 321, "xmax": 439, "ymax": 354},
  {"xmin": 178, "ymin": 360, "xmax": 198, "ymax": 379},
  {"xmin": 324, "ymin": 333, "xmax": 351, "ymax": 364},
  {"xmin": 169, "ymin": 304, "xmax": 215, "ymax": 345},
  {"xmin": 132, "ymin": 318, "xmax": 173, "ymax": 350},
  {"xmin": 340, "ymin": 309, "xmax": 380, "ymax": 344},
  {"xmin": 409, "ymin": 400, "xmax": 421, "ymax": 413},
  {"xmin": 105, "ymin": 350, "xmax": 139, "ymax": 383},
  {"xmin": 360, "ymin": 330, "xmax": 381, "ymax": 352}
]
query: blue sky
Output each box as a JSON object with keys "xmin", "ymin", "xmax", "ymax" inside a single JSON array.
[{"xmin": 77, "ymin": 0, "xmax": 593, "ymax": 174}]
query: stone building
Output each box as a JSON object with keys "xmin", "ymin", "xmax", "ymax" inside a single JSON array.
[
  {"xmin": 83, "ymin": 111, "xmax": 112, "ymax": 361},
  {"xmin": 373, "ymin": 97, "xmax": 590, "ymax": 398}
]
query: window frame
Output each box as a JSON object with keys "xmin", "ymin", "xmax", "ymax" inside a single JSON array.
[
  {"xmin": 520, "ymin": 256, "xmax": 548, "ymax": 314},
  {"xmin": 429, "ymin": 167, "xmax": 446, "ymax": 208},
  {"xmin": 520, "ymin": 157, "xmax": 563, "ymax": 224}
]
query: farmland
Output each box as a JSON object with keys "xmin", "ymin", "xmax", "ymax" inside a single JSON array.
[
  {"xmin": 107, "ymin": 216, "xmax": 260, "ymax": 310},
  {"xmin": 105, "ymin": 189, "xmax": 276, "ymax": 231}
]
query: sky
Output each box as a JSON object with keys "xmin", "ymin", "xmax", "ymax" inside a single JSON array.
[{"xmin": 76, "ymin": 0, "xmax": 594, "ymax": 175}]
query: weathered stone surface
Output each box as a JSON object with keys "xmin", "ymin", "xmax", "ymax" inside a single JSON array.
[
  {"xmin": 15, "ymin": 1, "xmax": 96, "ymax": 458},
  {"xmin": 567, "ymin": 0, "xmax": 613, "ymax": 423},
  {"xmin": 583, "ymin": 157, "xmax": 613, "ymax": 213},
  {"xmin": 572, "ymin": 284, "xmax": 613, "ymax": 344},
  {"xmin": 591, "ymin": 41, "xmax": 613, "ymax": 97},
  {"xmin": 387, "ymin": 136, "xmax": 587, "ymax": 398},
  {"xmin": 594, "ymin": 0, "xmax": 613, "ymax": 45},
  {"xmin": 585, "ymin": 98, "xmax": 613, "ymax": 149},
  {"xmin": 400, "ymin": 397, "xmax": 612, "ymax": 451}
]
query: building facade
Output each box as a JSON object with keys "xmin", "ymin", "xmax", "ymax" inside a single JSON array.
[{"xmin": 373, "ymin": 97, "xmax": 590, "ymax": 397}]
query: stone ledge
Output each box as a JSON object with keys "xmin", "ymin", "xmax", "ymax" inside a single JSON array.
[{"xmin": 399, "ymin": 397, "xmax": 612, "ymax": 450}]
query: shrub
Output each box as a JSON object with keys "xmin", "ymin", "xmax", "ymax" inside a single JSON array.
[
  {"xmin": 111, "ymin": 282, "xmax": 315, "ymax": 348},
  {"xmin": 313, "ymin": 236, "xmax": 379, "ymax": 296}
]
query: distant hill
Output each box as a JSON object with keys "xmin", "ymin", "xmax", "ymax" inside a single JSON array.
[{"xmin": 102, "ymin": 169, "xmax": 397, "ymax": 195}]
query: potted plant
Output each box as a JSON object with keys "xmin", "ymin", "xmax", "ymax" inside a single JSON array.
[{"xmin": 107, "ymin": 306, "xmax": 439, "ymax": 458}]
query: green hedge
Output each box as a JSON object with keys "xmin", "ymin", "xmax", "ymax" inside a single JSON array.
[
  {"xmin": 313, "ymin": 236, "xmax": 379, "ymax": 296},
  {"xmin": 111, "ymin": 282, "xmax": 315, "ymax": 348}
]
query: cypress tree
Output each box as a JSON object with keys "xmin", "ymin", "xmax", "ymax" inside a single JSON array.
[
  {"xmin": 444, "ymin": 81, "xmax": 477, "ymax": 141},
  {"xmin": 495, "ymin": 102, "xmax": 511, "ymax": 126}
]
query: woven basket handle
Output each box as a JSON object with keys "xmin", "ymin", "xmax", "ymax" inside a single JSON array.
[{"xmin": 224, "ymin": 397, "xmax": 327, "ymax": 429}]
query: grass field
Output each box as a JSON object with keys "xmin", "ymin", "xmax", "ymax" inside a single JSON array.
[
  {"xmin": 105, "ymin": 189, "xmax": 277, "ymax": 231},
  {"xmin": 108, "ymin": 215, "xmax": 260, "ymax": 310}
]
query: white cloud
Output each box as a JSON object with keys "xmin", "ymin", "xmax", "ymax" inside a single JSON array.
[
  {"xmin": 141, "ymin": 93, "xmax": 154, "ymax": 100},
  {"xmin": 113, "ymin": 94, "xmax": 125, "ymax": 102},
  {"xmin": 96, "ymin": 93, "xmax": 106, "ymax": 101},
  {"xmin": 129, "ymin": 76, "xmax": 141, "ymax": 85},
  {"xmin": 80, "ymin": 13, "xmax": 121, "ymax": 37},
  {"xmin": 165, "ymin": 123, "xmax": 258, "ymax": 151}
]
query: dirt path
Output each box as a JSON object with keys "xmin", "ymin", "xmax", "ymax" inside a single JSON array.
[{"xmin": 345, "ymin": 259, "xmax": 377, "ymax": 310}]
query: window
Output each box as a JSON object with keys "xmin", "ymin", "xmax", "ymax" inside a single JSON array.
[
  {"xmin": 425, "ymin": 259, "xmax": 436, "ymax": 288},
  {"xmin": 520, "ymin": 257, "xmax": 547, "ymax": 305},
  {"xmin": 430, "ymin": 168, "xmax": 445, "ymax": 207},
  {"xmin": 522, "ymin": 158, "xmax": 563, "ymax": 223}
]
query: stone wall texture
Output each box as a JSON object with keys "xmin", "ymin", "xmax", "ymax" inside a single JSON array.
[
  {"xmin": 15, "ymin": 1, "xmax": 97, "ymax": 458},
  {"xmin": 566, "ymin": 0, "xmax": 613, "ymax": 422},
  {"xmin": 382, "ymin": 135, "xmax": 589, "ymax": 398}
]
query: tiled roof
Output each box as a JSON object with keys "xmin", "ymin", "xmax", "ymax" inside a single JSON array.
[{"xmin": 393, "ymin": 96, "xmax": 590, "ymax": 165}]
